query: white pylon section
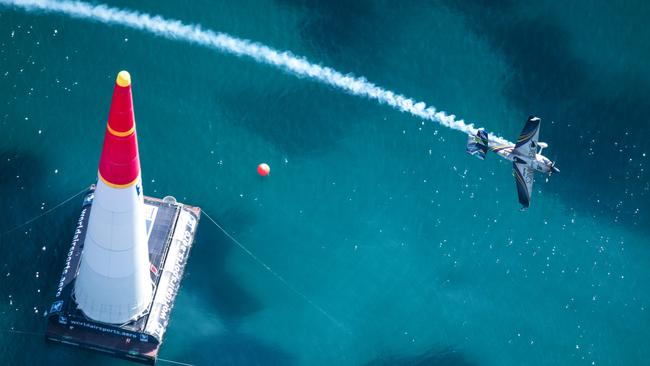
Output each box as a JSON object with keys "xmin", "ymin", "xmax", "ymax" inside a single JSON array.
[{"xmin": 74, "ymin": 178, "xmax": 152, "ymax": 324}]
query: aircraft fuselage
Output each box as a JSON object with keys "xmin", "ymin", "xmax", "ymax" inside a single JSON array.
[{"xmin": 489, "ymin": 143, "xmax": 556, "ymax": 175}]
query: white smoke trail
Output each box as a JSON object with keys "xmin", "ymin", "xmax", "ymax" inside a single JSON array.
[{"xmin": 0, "ymin": 0, "xmax": 513, "ymax": 145}]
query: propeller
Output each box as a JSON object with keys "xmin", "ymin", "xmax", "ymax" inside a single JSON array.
[{"xmin": 549, "ymin": 156, "xmax": 560, "ymax": 176}]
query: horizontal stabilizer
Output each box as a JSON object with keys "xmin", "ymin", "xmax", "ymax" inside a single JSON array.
[{"xmin": 466, "ymin": 129, "xmax": 489, "ymax": 160}]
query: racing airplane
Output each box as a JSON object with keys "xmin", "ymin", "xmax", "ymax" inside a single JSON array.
[{"xmin": 466, "ymin": 116, "xmax": 559, "ymax": 210}]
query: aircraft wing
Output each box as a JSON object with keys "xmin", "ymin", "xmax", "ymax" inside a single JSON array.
[
  {"xmin": 513, "ymin": 162, "xmax": 534, "ymax": 209},
  {"xmin": 513, "ymin": 116, "xmax": 541, "ymax": 159}
]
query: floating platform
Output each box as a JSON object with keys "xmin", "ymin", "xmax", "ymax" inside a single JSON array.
[{"xmin": 45, "ymin": 185, "xmax": 200, "ymax": 364}]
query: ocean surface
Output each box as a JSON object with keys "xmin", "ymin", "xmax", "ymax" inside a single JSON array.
[{"xmin": 1, "ymin": 1, "xmax": 649, "ymax": 365}]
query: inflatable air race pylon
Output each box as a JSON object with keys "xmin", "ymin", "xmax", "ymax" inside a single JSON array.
[
  {"xmin": 47, "ymin": 70, "xmax": 201, "ymax": 364},
  {"xmin": 73, "ymin": 71, "xmax": 153, "ymax": 324}
]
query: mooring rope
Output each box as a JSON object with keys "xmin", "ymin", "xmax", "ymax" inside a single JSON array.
[
  {"xmin": 157, "ymin": 358, "xmax": 196, "ymax": 366},
  {"xmin": 0, "ymin": 328, "xmax": 44, "ymax": 337},
  {"xmin": 0, "ymin": 187, "xmax": 88, "ymax": 239},
  {"xmin": 202, "ymin": 211, "xmax": 350, "ymax": 334}
]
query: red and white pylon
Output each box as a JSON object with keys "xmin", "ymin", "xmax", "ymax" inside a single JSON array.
[{"xmin": 74, "ymin": 71, "xmax": 153, "ymax": 324}]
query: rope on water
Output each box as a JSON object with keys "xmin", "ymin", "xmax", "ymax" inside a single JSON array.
[
  {"xmin": 0, "ymin": 186, "xmax": 88, "ymax": 238},
  {"xmin": 158, "ymin": 358, "xmax": 196, "ymax": 366},
  {"xmin": 202, "ymin": 211, "xmax": 350, "ymax": 334},
  {"xmin": 0, "ymin": 328, "xmax": 44, "ymax": 337}
]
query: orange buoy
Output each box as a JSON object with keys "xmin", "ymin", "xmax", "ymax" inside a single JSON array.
[{"xmin": 257, "ymin": 163, "xmax": 270, "ymax": 176}]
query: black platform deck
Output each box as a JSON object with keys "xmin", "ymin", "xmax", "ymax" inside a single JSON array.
[{"xmin": 45, "ymin": 185, "xmax": 200, "ymax": 364}]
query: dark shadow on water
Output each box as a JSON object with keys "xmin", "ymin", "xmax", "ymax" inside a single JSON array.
[
  {"xmin": 172, "ymin": 208, "xmax": 295, "ymax": 365},
  {"xmin": 364, "ymin": 347, "xmax": 477, "ymax": 366},
  {"xmin": 0, "ymin": 150, "xmax": 47, "ymax": 231},
  {"xmin": 218, "ymin": 85, "xmax": 360, "ymax": 157},
  {"xmin": 185, "ymin": 209, "xmax": 264, "ymax": 327},
  {"xmin": 178, "ymin": 330, "xmax": 295, "ymax": 366},
  {"xmin": 275, "ymin": 0, "xmax": 378, "ymax": 55},
  {"xmin": 0, "ymin": 149, "xmax": 59, "ymax": 317},
  {"xmin": 441, "ymin": 0, "xmax": 650, "ymax": 233}
]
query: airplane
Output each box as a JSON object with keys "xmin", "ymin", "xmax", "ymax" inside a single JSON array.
[{"xmin": 466, "ymin": 116, "xmax": 559, "ymax": 210}]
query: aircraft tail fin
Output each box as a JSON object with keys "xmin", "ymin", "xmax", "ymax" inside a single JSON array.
[{"xmin": 466, "ymin": 129, "xmax": 489, "ymax": 160}]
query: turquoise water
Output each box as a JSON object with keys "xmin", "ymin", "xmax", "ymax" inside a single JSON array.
[{"xmin": 1, "ymin": 1, "xmax": 649, "ymax": 365}]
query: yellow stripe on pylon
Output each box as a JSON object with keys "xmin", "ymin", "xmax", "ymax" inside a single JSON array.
[
  {"xmin": 107, "ymin": 123, "xmax": 135, "ymax": 137},
  {"xmin": 98, "ymin": 171, "xmax": 140, "ymax": 189}
]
